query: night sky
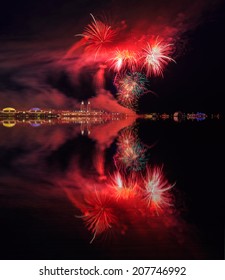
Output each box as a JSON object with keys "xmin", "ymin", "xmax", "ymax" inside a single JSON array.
[{"xmin": 0, "ymin": 0, "xmax": 224, "ymax": 113}]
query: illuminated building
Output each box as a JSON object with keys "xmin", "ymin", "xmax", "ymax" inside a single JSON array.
[
  {"xmin": 29, "ymin": 108, "xmax": 42, "ymax": 113},
  {"xmin": 87, "ymin": 101, "xmax": 91, "ymax": 112},
  {"xmin": 80, "ymin": 101, "xmax": 85, "ymax": 112},
  {"xmin": 2, "ymin": 107, "xmax": 16, "ymax": 113},
  {"xmin": 2, "ymin": 120, "xmax": 16, "ymax": 128}
]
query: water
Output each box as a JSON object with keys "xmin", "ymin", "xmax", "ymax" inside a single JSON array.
[{"xmin": 0, "ymin": 117, "xmax": 223, "ymax": 260}]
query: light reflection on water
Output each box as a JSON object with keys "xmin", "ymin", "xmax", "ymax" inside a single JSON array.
[{"xmin": 0, "ymin": 117, "xmax": 222, "ymax": 259}]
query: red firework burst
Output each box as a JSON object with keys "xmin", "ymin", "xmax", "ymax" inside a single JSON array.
[
  {"xmin": 109, "ymin": 171, "xmax": 138, "ymax": 200},
  {"xmin": 77, "ymin": 14, "xmax": 117, "ymax": 57},
  {"xmin": 143, "ymin": 166, "xmax": 174, "ymax": 212},
  {"xmin": 109, "ymin": 49, "xmax": 138, "ymax": 72},
  {"xmin": 142, "ymin": 38, "xmax": 175, "ymax": 77},
  {"xmin": 82, "ymin": 190, "xmax": 117, "ymax": 243}
]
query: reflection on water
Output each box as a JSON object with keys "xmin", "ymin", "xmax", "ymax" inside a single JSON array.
[
  {"xmin": 0, "ymin": 117, "xmax": 223, "ymax": 259},
  {"xmin": 114, "ymin": 126, "xmax": 149, "ymax": 171}
]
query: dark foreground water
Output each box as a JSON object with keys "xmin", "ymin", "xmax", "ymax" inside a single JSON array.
[{"xmin": 0, "ymin": 117, "xmax": 224, "ymax": 260}]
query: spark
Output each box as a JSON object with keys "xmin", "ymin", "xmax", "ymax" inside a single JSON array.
[
  {"xmin": 109, "ymin": 49, "xmax": 138, "ymax": 72},
  {"xmin": 142, "ymin": 38, "xmax": 175, "ymax": 77},
  {"xmin": 143, "ymin": 166, "xmax": 174, "ymax": 211},
  {"xmin": 114, "ymin": 127, "xmax": 148, "ymax": 171},
  {"xmin": 82, "ymin": 190, "xmax": 117, "ymax": 243},
  {"xmin": 109, "ymin": 171, "xmax": 138, "ymax": 200},
  {"xmin": 114, "ymin": 72, "xmax": 148, "ymax": 110},
  {"xmin": 76, "ymin": 14, "xmax": 117, "ymax": 57}
]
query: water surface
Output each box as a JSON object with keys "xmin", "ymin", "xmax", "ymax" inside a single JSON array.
[{"xmin": 0, "ymin": 117, "xmax": 223, "ymax": 259}]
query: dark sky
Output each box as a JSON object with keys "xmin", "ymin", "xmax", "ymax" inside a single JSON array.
[{"xmin": 0, "ymin": 0, "xmax": 224, "ymax": 113}]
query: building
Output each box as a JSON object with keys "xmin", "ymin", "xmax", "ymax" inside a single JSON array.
[
  {"xmin": 29, "ymin": 108, "xmax": 42, "ymax": 113},
  {"xmin": 2, "ymin": 120, "xmax": 16, "ymax": 127},
  {"xmin": 87, "ymin": 101, "xmax": 91, "ymax": 112},
  {"xmin": 2, "ymin": 107, "xmax": 16, "ymax": 113},
  {"xmin": 80, "ymin": 101, "xmax": 85, "ymax": 112}
]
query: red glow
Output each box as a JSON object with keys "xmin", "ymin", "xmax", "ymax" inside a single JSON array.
[
  {"xmin": 66, "ymin": 15, "xmax": 176, "ymax": 75},
  {"xmin": 64, "ymin": 163, "xmax": 174, "ymax": 242},
  {"xmin": 64, "ymin": 15, "xmax": 176, "ymax": 111}
]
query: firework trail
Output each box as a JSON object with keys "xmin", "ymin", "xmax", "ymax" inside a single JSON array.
[
  {"xmin": 143, "ymin": 166, "xmax": 175, "ymax": 212},
  {"xmin": 142, "ymin": 38, "xmax": 175, "ymax": 77}
]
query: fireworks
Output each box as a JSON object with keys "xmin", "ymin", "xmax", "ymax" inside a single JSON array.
[
  {"xmin": 114, "ymin": 126, "xmax": 148, "ymax": 171},
  {"xmin": 109, "ymin": 49, "xmax": 138, "ymax": 72},
  {"xmin": 142, "ymin": 39, "xmax": 175, "ymax": 77},
  {"xmin": 65, "ymin": 164, "xmax": 175, "ymax": 242},
  {"xmin": 109, "ymin": 171, "xmax": 138, "ymax": 200},
  {"xmin": 114, "ymin": 72, "xmax": 149, "ymax": 109},
  {"xmin": 66, "ymin": 13, "xmax": 177, "ymax": 110},
  {"xmin": 115, "ymin": 72, "xmax": 148, "ymax": 97},
  {"xmin": 82, "ymin": 190, "xmax": 117, "ymax": 243},
  {"xmin": 76, "ymin": 14, "xmax": 117, "ymax": 57},
  {"xmin": 143, "ymin": 166, "xmax": 174, "ymax": 211},
  {"xmin": 63, "ymin": 17, "xmax": 178, "ymax": 242}
]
